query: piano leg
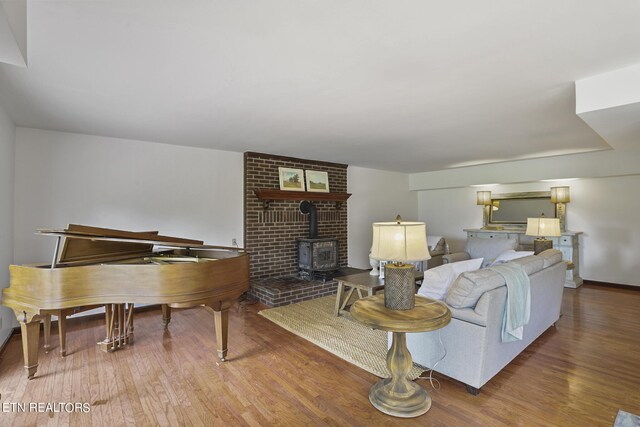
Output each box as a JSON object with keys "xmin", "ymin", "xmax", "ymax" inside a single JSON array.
[
  {"xmin": 14, "ymin": 310, "xmax": 42, "ymax": 379},
  {"xmin": 162, "ymin": 304, "xmax": 171, "ymax": 328},
  {"xmin": 214, "ymin": 310, "xmax": 228, "ymax": 361},
  {"xmin": 41, "ymin": 309, "xmax": 67, "ymax": 356},
  {"xmin": 43, "ymin": 306, "xmax": 101, "ymax": 358},
  {"xmin": 43, "ymin": 314, "xmax": 52, "ymax": 353},
  {"xmin": 58, "ymin": 311, "xmax": 67, "ymax": 357},
  {"xmin": 204, "ymin": 301, "xmax": 232, "ymax": 362}
]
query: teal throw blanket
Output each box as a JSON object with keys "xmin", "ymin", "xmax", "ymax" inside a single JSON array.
[{"xmin": 488, "ymin": 262, "xmax": 531, "ymax": 342}]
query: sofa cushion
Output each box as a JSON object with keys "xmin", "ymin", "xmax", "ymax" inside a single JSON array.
[
  {"xmin": 465, "ymin": 237, "xmax": 518, "ymax": 267},
  {"xmin": 445, "ymin": 268, "xmax": 506, "ymax": 309},
  {"xmin": 537, "ymin": 249, "xmax": 563, "ymax": 268},
  {"xmin": 417, "ymin": 258, "xmax": 483, "ymax": 300},
  {"xmin": 511, "ymin": 255, "xmax": 545, "ymax": 275}
]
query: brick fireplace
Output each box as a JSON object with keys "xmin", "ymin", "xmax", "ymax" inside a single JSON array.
[{"xmin": 244, "ymin": 152, "xmax": 349, "ymax": 306}]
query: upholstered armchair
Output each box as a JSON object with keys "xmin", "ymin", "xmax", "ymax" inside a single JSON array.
[
  {"xmin": 424, "ymin": 236, "xmax": 449, "ymax": 269},
  {"xmin": 443, "ymin": 237, "xmax": 518, "ymax": 268}
]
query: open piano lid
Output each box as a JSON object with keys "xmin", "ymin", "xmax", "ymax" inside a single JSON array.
[{"xmin": 38, "ymin": 224, "xmax": 205, "ymax": 264}]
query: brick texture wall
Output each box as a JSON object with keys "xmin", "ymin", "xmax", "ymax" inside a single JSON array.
[{"xmin": 244, "ymin": 152, "xmax": 348, "ymax": 279}]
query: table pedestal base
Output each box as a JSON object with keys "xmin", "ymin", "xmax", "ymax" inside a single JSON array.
[
  {"xmin": 369, "ymin": 377, "xmax": 431, "ymax": 418},
  {"xmin": 350, "ymin": 296, "xmax": 450, "ymax": 419},
  {"xmin": 368, "ymin": 331, "xmax": 431, "ymax": 418}
]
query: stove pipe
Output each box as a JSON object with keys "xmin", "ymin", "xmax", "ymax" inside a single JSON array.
[{"xmin": 299, "ymin": 201, "xmax": 318, "ymax": 238}]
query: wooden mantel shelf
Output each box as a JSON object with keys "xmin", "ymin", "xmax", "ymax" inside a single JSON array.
[{"xmin": 253, "ymin": 189, "xmax": 351, "ymax": 209}]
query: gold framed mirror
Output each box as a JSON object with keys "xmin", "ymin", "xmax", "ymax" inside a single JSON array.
[{"xmin": 483, "ymin": 191, "xmax": 564, "ymax": 230}]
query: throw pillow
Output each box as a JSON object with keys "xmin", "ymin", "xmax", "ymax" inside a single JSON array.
[
  {"xmin": 417, "ymin": 257, "xmax": 483, "ymax": 300},
  {"xmin": 489, "ymin": 250, "xmax": 534, "ymax": 266},
  {"xmin": 445, "ymin": 269, "xmax": 506, "ymax": 309}
]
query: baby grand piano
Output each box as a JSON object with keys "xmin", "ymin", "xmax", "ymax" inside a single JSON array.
[{"xmin": 2, "ymin": 224, "xmax": 250, "ymax": 379}]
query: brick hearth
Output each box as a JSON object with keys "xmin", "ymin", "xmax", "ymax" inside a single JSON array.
[{"xmin": 248, "ymin": 267, "xmax": 365, "ymax": 307}]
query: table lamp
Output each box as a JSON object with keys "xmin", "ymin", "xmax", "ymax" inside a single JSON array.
[
  {"xmin": 526, "ymin": 215, "xmax": 561, "ymax": 254},
  {"xmin": 370, "ymin": 216, "xmax": 430, "ymax": 310}
]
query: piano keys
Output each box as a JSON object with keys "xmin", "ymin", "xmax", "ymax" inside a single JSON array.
[{"xmin": 2, "ymin": 224, "xmax": 250, "ymax": 379}]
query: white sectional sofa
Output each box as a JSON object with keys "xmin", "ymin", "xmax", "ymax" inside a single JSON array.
[{"xmin": 406, "ymin": 249, "xmax": 567, "ymax": 394}]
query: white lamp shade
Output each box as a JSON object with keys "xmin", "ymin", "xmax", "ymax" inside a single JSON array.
[
  {"xmin": 525, "ymin": 217, "xmax": 561, "ymax": 237},
  {"xmin": 370, "ymin": 222, "xmax": 431, "ymax": 262},
  {"xmin": 551, "ymin": 186, "xmax": 570, "ymax": 203},
  {"xmin": 476, "ymin": 191, "xmax": 492, "ymax": 206}
]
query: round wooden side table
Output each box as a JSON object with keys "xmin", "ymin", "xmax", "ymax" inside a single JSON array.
[{"xmin": 351, "ymin": 294, "xmax": 451, "ymax": 418}]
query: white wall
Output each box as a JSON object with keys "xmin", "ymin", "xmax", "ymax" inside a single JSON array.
[
  {"xmin": 567, "ymin": 175, "xmax": 640, "ymax": 285},
  {"xmin": 13, "ymin": 130, "xmax": 419, "ymax": 278},
  {"xmin": 347, "ymin": 166, "xmax": 417, "ymax": 269},
  {"xmin": 0, "ymin": 102, "xmax": 15, "ymax": 344},
  {"xmin": 417, "ymin": 186, "xmax": 483, "ymax": 254},
  {"xmin": 14, "ymin": 128, "xmax": 244, "ymax": 265},
  {"xmin": 13, "ymin": 128, "xmax": 637, "ymax": 287},
  {"xmin": 418, "ymin": 178, "xmax": 640, "ymax": 286}
]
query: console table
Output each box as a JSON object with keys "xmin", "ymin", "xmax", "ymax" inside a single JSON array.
[
  {"xmin": 464, "ymin": 228, "xmax": 583, "ymax": 288},
  {"xmin": 351, "ymin": 294, "xmax": 451, "ymax": 418}
]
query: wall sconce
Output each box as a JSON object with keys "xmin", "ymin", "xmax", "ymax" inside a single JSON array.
[
  {"xmin": 551, "ymin": 186, "xmax": 570, "ymax": 231},
  {"xmin": 476, "ymin": 191, "xmax": 492, "ymax": 228}
]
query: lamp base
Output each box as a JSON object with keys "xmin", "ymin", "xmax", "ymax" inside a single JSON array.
[
  {"xmin": 369, "ymin": 257, "xmax": 380, "ymax": 276},
  {"xmin": 533, "ymin": 238, "xmax": 553, "ymax": 255},
  {"xmin": 384, "ymin": 264, "xmax": 415, "ymax": 310}
]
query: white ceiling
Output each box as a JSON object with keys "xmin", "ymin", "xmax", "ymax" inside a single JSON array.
[{"xmin": 1, "ymin": 1, "xmax": 639, "ymax": 173}]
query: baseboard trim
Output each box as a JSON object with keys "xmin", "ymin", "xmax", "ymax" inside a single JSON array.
[{"xmin": 583, "ymin": 280, "xmax": 640, "ymax": 290}]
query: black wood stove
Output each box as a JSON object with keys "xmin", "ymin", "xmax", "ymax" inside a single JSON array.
[{"xmin": 297, "ymin": 201, "xmax": 338, "ymax": 280}]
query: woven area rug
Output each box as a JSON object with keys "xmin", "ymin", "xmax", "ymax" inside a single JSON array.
[{"xmin": 259, "ymin": 295, "xmax": 424, "ymax": 379}]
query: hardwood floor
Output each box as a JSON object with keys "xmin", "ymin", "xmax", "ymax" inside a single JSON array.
[{"xmin": 1, "ymin": 283, "xmax": 639, "ymax": 426}]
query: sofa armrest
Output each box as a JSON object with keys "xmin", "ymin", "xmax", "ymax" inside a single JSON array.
[
  {"xmin": 443, "ymin": 252, "xmax": 471, "ymax": 264},
  {"xmin": 449, "ymin": 306, "xmax": 488, "ymax": 327}
]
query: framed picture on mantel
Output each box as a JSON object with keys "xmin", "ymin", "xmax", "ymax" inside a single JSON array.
[
  {"xmin": 305, "ymin": 170, "xmax": 330, "ymax": 193},
  {"xmin": 278, "ymin": 167, "xmax": 305, "ymax": 191}
]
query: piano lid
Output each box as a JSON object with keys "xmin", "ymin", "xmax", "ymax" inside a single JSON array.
[{"xmin": 39, "ymin": 224, "xmax": 205, "ymax": 264}]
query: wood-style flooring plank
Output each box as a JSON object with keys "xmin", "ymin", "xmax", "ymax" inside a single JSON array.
[{"xmin": 0, "ymin": 282, "xmax": 639, "ymax": 426}]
